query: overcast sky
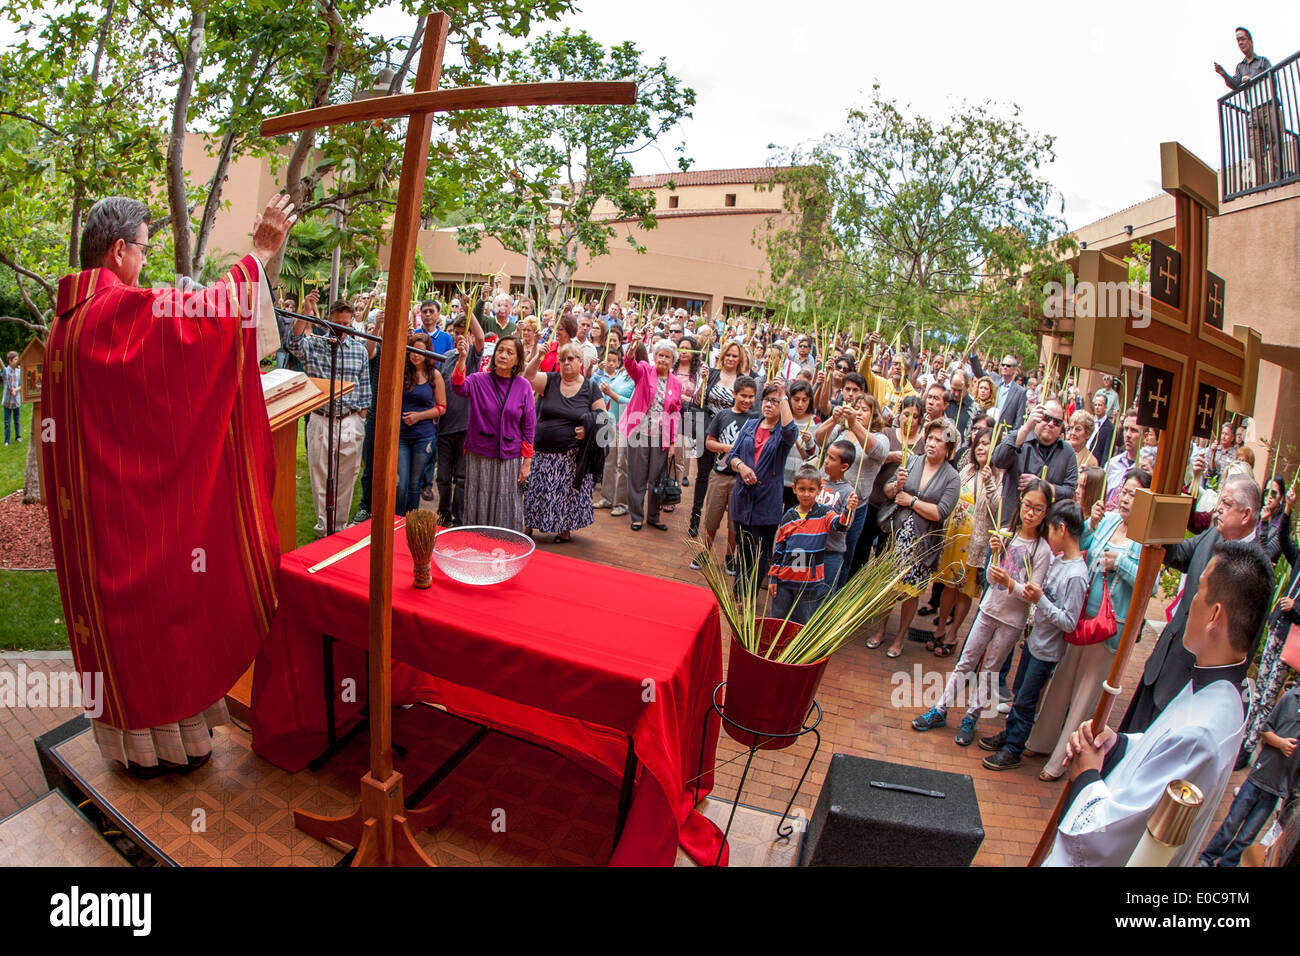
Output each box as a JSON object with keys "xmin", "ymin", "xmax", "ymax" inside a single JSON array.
[
  {"xmin": 6, "ymin": 2, "xmax": 1295, "ymax": 232},
  {"xmin": 370, "ymin": 0, "xmax": 1298, "ymax": 231}
]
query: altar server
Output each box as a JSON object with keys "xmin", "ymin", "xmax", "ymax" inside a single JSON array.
[{"xmin": 1044, "ymin": 540, "xmax": 1274, "ymax": 866}]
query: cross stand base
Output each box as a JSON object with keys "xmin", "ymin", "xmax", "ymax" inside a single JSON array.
[
  {"xmin": 294, "ymin": 768, "xmax": 449, "ymax": 867},
  {"xmin": 694, "ymin": 680, "xmax": 823, "ymax": 867}
]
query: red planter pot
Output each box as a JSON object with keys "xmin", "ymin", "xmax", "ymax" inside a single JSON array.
[{"xmin": 723, "ymin": 619, "xmax": 828, "ymax": 751}]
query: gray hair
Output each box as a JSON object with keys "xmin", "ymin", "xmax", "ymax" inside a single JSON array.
[
  {"xmin": 493, "ymin": 292, "xmax": 513, "ymax": 309},
  {"xmin": 81, "ymin": 197, "xmax": 150, "ymax": 270},
  {"xmin": 1223, "ymin": 475, "xmax": 1261, "ymax": 517},
  {"xmin": 650, "ymin": 339, "xmax": 678, "ymax": 365}
]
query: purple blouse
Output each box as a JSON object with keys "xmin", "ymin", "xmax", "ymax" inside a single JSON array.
[{"xmin": 451, "ymin": 367, "xmax": 537, "ymax": 460}]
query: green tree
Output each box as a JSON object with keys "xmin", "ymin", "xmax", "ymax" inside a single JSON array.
[
  {"xmin": 758, "ymin": 86, "xmax": 1075, "ymax": 366},
  {"xmin": 445, "ymin": 28, "xmax": 694, "ymax": 312}
]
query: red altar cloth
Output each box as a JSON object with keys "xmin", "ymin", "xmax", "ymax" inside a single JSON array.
[{"xmin": 251, "ymin": 521, "xmax": 728, "ymax": 866}]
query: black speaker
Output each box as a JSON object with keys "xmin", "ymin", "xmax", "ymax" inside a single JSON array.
[{"xmin": 799, "ymin": 753, "xmax": 984, "ymax": 866}]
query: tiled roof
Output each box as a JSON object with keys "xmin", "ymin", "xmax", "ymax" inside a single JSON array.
[
  {"xmin": 627, "ymin": 167, "xmax": 790, "ymax": 189},
  {"xmin": 593, "ymin": 207, "xmax": 784, "ymax": 223}
]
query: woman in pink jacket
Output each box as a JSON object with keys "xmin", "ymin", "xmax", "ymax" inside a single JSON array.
[{"xmin": 622, "ymin": 333, "xmax": 683, "ymax": 531}]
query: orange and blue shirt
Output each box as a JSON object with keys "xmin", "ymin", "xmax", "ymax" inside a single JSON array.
[{"xmin": 770, "ymin": 503, "xmax": 850, "ymax": 586}]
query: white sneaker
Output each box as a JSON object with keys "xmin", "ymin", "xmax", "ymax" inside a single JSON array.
[
  {"xmin": 610, "ymin": 505, "xmax": 628, "ymax": 517},
  {"xmin": 996, "ymin": 702, "xmax": 1011, "ymax": 715},
  {"xmin": 594, "ymin": 498, "xmax": 612, "ymax": 509}
]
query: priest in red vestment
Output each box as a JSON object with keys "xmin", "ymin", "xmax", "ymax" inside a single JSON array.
[{"xmin": 42, "ymin": 194, "xmax": 297, "ymax": 776}]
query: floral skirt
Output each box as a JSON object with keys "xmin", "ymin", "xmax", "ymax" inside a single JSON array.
[
  {"xmin": 523, "ymin": 448, "xmax": 595, "ymax": 534},
  {"xmin": 894, "ymin": 520, "xmax": 937, "ymax": 590}
]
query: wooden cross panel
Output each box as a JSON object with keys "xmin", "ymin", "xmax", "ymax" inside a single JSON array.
[{"xmin": 1067, "ymin": 142, "xmax": 1262, "ymax": 498}]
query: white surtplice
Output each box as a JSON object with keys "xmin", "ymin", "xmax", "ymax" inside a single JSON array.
[{"xmin": 1044, "ymin": 667, "xmax": 1247, "ymax": 867}]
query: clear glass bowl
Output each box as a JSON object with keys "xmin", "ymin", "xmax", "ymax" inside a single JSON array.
[{"xmin": 432, "ymin": 526, "xmax": 535, "ymax": 586}]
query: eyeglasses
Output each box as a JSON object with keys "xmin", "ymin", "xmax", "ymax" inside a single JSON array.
[
  {"xmin": 1001, "ymin": 362, "xmax": 1015, "ymax": 368},
  {"xmin": 1041, "ymin": 414, "xmax": 1063, "ymax": 428},
  {"xmin": 1022, "ymin": 502, "xmax": 1047, "ymax": 515},
  {"xmin": 124, "ymin": 239, "xmax": 153, "ymax": 257},
  {"xmin": 669, "ymin": 328, "xmax": 682, "ymax": 334}
]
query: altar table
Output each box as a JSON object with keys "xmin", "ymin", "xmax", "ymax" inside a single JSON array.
[{"xmin": 250, "ymin": 520, "xmax": 728, "ymax": 865}]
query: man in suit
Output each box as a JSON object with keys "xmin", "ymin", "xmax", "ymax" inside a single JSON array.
[
  {"xmin": 969, "ymin": 352, "xmax": 1026, "ymax": 431},
  {"xmin": 1120, "ymin": 475, "xmax": 1268, "ymax": 734},
  {"xmin": 990, "ymin": 396, "xmax": 1078, "ymax": 520},
  {"xmin": 1086, "ymin": 392, "xmax": 1115, "ymax": 461},
  {"xmin": 993, "ymin": 355, "xmax": 1026, "ymax": 430}
]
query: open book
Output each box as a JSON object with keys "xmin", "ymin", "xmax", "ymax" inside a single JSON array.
[{"xmin": 261, "ymin": 368, "xmax": 320, "ymax": 421}]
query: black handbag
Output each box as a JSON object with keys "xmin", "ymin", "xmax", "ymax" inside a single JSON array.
[{"xmin": 653, "ymin": 462, "xmax": 682, "ymax": 505}]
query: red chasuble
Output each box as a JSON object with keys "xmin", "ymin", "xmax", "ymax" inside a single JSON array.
[{"xmin": 42, "ymin": 256, "xmax": 279, "ymax": 730}]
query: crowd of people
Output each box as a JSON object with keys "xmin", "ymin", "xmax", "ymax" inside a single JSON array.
[{"xmin": 276, "ymin": 284, "xmax": 1298, "ymax": 866}]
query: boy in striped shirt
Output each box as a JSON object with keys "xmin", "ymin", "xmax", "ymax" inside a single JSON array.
[{"xmin": 768, "ymin": 464, "xmax": 857, "ymax": 624}]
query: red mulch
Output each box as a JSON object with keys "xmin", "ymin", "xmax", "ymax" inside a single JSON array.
[{"xmin": 0, "ymin": 491, "xmax": 54, "ymax": 569}]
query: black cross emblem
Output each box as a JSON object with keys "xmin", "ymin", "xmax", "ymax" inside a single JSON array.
[
  {"xmin": 1205, "ymin": 272, "xmax": 1225, "ymax": 330},
  {"xmin": 1192, "ymin": 382, "xmax": 1220, "ymax": 440}
]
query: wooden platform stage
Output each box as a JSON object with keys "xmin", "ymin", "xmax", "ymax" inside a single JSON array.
[{"xmin": 26, "ymin": 703, "xmax": 799, "ymax": 867}]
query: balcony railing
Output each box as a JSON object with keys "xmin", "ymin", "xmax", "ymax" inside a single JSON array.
[
  {"xmin": 1216, "ymin": 50, "xmax": 1300, "ymax": 201},
  {"xmin": 1219, "ymin": 49, "xmax": 1300, "ymax": 202}
]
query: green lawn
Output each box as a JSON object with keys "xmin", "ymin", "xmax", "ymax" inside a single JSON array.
[{"xmin": 0, "ymin": 407, "xmax": 360, "ymax": 651}]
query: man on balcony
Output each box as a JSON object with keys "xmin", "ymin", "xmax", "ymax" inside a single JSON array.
[{"xmin": 1216, "ymin": 27, "xmax": 1278, "ymax": 187}]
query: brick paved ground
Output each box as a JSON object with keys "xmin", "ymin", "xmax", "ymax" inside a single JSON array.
[{"xmin": 0, "ymin": 478, "xmax": 1246, "ymax": 865}]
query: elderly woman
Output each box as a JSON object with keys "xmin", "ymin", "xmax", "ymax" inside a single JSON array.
[
  {"xmin": 869, "ymin": 417, "xmax": 962, "ymax": 658},
  {"xmin": 622, "ymin": 333, "xmax": 684, "ymax": 531},
  {"xmin": 1026, "ymin": 467, "xmax": 1152, "ymax": 780},
  {"xmin": 1067, "ymin": 409, "xmax": 1098, "ymax": 469},
  {"xmin": 450, "ymin": 334, "xmax": 536, "ymax": 531},
  {"xmin": 521, "ymin": 341, "xmax": 606, "ymax": 542},
  {"xmin": 727, "ymin": 380, "xmax": 797, "ymax": 598},
  {"xmin": 669, "ymin": 335, "xmax": 704, "ymax": 504}
]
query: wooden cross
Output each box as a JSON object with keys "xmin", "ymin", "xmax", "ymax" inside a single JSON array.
[
  {"xmin": 51, "ymin": 350, "xmax": 63, "ymax": 384},
  {"xmin": 72, "ymin": 616, "xmax": 90, "ymax": 645},
  {"xmin": 260, "ymin": 11, "xmax": 635, "ymax": 868},
  {"xmin": 1032, "ymin": 142, "xmax": 1263, "ymax": 866}
]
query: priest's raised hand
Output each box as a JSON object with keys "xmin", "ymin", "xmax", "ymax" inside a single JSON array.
[{"xmin": 252, "ymin": 193, "xmax": 298, "ymax": 263}]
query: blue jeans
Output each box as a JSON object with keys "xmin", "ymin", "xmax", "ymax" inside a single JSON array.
[
  {"xmin": 396, "ymin": 435, "xmax": 435, "ymax": 516},
  {"xmin": 770, "ymin": 581, "xmax": 828, "ymax": 625},
  {"xmin": 822, "ymin": 551, "xmax": 845, "ymax": 595},
  {"xmin": 1199, "ymin": 779, "xmax": 1278, "ymax": 867},
  {"xmin": 357, "ymin": 410, "xmax": 377, "ymax": 512},
  {"xmin": 1003, "ymin": 649, "xmax": 1058, "ymax": 757},
  {"xmin": 3, "ymin": 406, "xmax": 18, "ymax": 442},
  {"xmin": 838, "ymin": 506, "xmax": 869, "ymax": 587}
]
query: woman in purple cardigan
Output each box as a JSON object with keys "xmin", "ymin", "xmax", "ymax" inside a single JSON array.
[
  {"xmin": 622, "ymin": 334, "xmax": 684, "ymax": 531},
  {"xmin": 450, "ymin": 334, "xmax": 536, "ymax": 531}
]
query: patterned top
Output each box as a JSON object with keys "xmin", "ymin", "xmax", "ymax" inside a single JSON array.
[{"xmin": 286, "ymin": 329, "xmax": 372, "ymax": 413}]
